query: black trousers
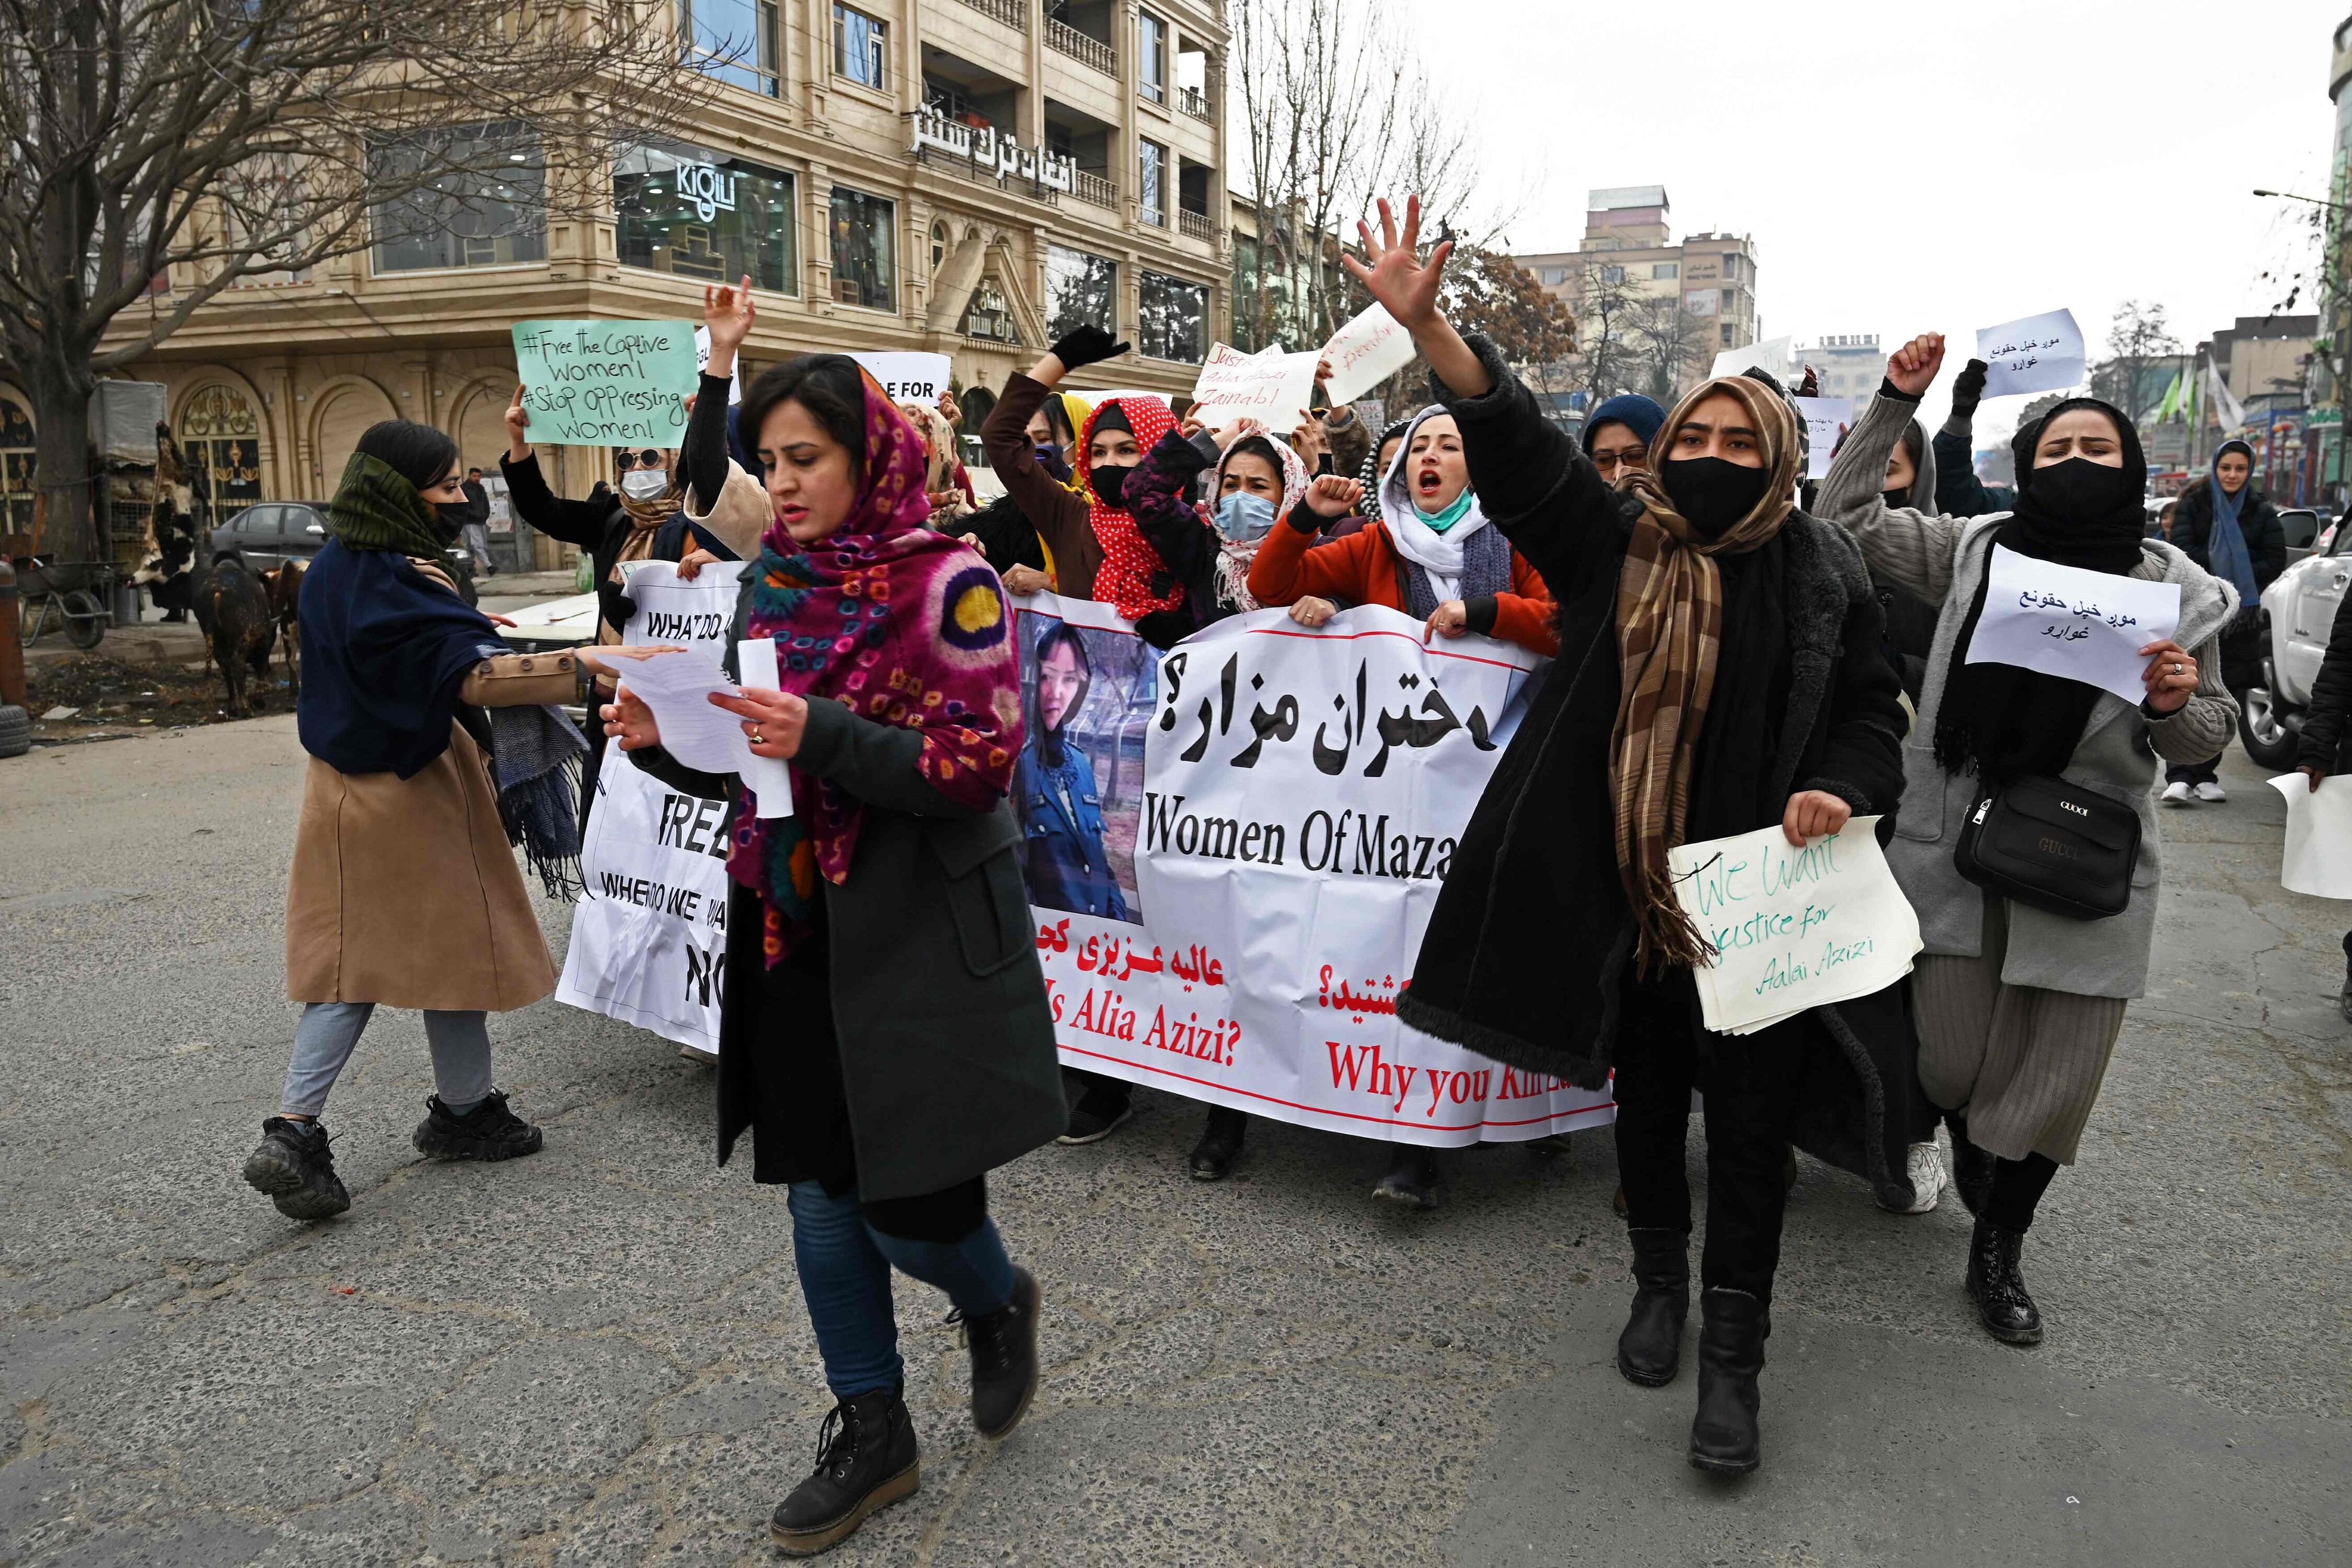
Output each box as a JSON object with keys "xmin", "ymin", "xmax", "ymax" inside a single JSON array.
[{"xmin": 1612, "ymin": 968, "xmax": 1800, "ymax": 1302}]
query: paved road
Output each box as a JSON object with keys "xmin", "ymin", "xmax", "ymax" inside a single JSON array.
[{"xmin": 3, "ymin": 722, "xmax": 2346, "ymax": 1567}]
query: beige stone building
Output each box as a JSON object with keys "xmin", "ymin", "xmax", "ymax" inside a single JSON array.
[{"xmin": 8, "ymin": 0, "xmax": 1231, "ymax": 566}]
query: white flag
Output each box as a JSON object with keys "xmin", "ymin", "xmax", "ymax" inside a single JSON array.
[{"xmin": 2204, "ymin": 362, "xmax": 2245, "ymax": 433}]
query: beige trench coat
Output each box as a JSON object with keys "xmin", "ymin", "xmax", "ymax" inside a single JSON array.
[{"xmin": 285, "ymin": 559, "xmax": 577, "ymax": 1011}]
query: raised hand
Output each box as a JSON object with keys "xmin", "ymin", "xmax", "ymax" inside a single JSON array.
[
  {"xmin": 1047, "ymin": 325, "xmax": 1130, "ymax": 372},
  {"xmin": 504, "ymin": 382, "xmax": 532, "ymax": 460},
  {"xmin": 1950, "ymin": 358, "xmax": 1991, "ymax": 419},
  {"xmin": 1304, "ymin": 474, "xmax": 1363, "ymax": 518},
  {"xmin": 1886, "ymin": 333, "xmax": 1946, "ymax": 399},
  {"xmin": 1341, "ymin": 196, "xmax": 1454, "ymax": 330},
  {"xmin": 705, "ymin": 275, "xmax": 756, "ymax": 370},
  {"xmin": 1289, "ymin": 409, "xmax": 1329, "ymax": 464}
]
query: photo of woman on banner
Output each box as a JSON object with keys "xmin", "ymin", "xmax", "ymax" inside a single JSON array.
[{"xmin": 1016, "ymin": 620, "xmax": 1132, "ymax": 923}]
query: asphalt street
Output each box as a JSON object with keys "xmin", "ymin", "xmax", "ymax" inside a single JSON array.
[{"xmin": 2, "ymin": 719, "xmax": 2346, "ymax": 1566}]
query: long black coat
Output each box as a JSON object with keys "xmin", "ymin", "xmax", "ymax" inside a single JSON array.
[
  {"xmin": 2298, "ymin": 590, "xmax": 2352, "ymax": 775},
  {"xmin": 633, "ymin": 580, "xmax": 1067, "ymax": 1202},
  {"xmin": 1396, "ymin": 338, "xmax": 1927, "ymax": 1203},
  {"xmin": 2171, "ymin": 477, "xmax": 2285, "ymax": 689}
]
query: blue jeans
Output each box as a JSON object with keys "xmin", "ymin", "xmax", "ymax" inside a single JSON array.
[
  {"xmin": 280, "ymin": 1001, "xmax": 494, "ymax": 1118},
  {"xmin": 786, "ymin": 1181, "xmax": 1017, "ymax": 1399}
]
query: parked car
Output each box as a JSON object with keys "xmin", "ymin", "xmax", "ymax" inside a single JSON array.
[
  {"xmin": 210, "ymin": 501, "xmax": 479, "ymax": 605},
  {"xmin": 2247, "ymin": 522, "xmax": 2352, "ymax": 768},
  {"xmin": 2279, "ymin": 507, "xmax": 2324, "ymax": 566}
]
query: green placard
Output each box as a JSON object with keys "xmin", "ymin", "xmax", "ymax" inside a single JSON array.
[{"xmin": 510, "ymin": 319, "xmax": 698, "ymax": 446}]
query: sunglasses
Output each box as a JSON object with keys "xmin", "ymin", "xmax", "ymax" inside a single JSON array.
[{"xmin": 614, "ymin": 449, "xmax": 664, "ymax": 470}]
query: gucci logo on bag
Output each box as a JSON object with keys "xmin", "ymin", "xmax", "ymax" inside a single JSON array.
[
  {"xmin": 2038, "ymin": 837, "xmax": 2081, "ymax": 859},
  {"xmin": 2059, "ymin": 800, "xmax": 2089, "ymax": 817}
]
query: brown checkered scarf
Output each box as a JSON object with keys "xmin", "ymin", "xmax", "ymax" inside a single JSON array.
[{"xmin": 1610, "ymin": 376, "xmax": 1801, "ymax": 970}]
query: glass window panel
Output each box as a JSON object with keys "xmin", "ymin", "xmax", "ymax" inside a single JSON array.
[
  {"xmin": 1046, "ymin": 245, "xmax": 1117, "ymax": 338},
  {"xmin": 1139, "ymin": 140, "xmax": 1166, "ymax": 225},
  {"xmin": 369, "ymin": 121, "xmax": 547, "ymax": 274},
  {"xmin": 677, "ymin": 0, "xmax": 782, "ymax": 96},
  {"xmin": 1138, "ymin": 13, "xmax": 1166, "ymax": 101},
  {"xmin": 616, "ymin": 143, "xmax": 798, "ymax": 294},
  {"xmin": 1138, "ymin": 270, "xmax": 1205, "ymax": 363},
  {"xmin": 834, "ymin": 3, "xmax": 887, "ymax": 88},
  {"xmin": 829, "ymin": 186, "xmax": 896, "ymax": 310}
]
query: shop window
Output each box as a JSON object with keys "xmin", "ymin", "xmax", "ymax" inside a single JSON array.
[
  {"xmin": 677, "ymin": 0, "xmax": 782, "ymax": 97},
  {"xmin": 1046, "ymin": 245, "xmax": 1117, "ymax": 338},
  {"xmin": 834, "ymin": 3, "xmax": 887, "ymax": 89},
  {"xmin": 829, "ymin": 186, "xmax": 896, "ymax": 310},
  {"xmin": 1138, "ymin": 270, "xmax": 1205, "ymax": 363},
  {"xmin": 616, "ymin": 143, "xmax": 797, "ymax": 293},
  {"xmin": 177, "ymin": 384, "xmax": 266, "ymax": 511},
  {"xmin": 368, "ymin": 122, "xmax": 546, "ymax": 274}
]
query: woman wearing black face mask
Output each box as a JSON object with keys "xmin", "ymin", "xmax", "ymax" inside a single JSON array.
[
  {"xmin": 1354, "ymin": 199, "xmax": 1910, "ymax": 1477},
  {"xmin": 1815, "ymin": 334, "xmax": 2239, "ymax": 1352}
]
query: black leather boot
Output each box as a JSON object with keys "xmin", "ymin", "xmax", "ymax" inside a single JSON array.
[
  {"xmin": 1687, "ymin": 1288, "xmax": 1768, "ymax": 1475},
  {"xmin": 769, "ymin": 1386, "xmax": 921, "ymax": 1555},
  {"xmin": 1965, "ymin": 1219, "xmax": 2044, "ymax": 1345},
  {"xmin": 1615, "ymin": 1227, "xmax": 1689, "ymax": 1387},
  {"xmin": 1947, "ymin": 1113, "xmax": 1995, "ymax": 1218}
]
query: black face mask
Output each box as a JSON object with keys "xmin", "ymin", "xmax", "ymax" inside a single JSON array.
[
  {"xmin": 2025, "ymin": 456, "xmax": 2137, "ymax": 517},
  {"xmin": 428, "ymin": 504, "xmax": 465, "ymax": 545},
  {"xmin": 1089, "ymin": 462, "xmax": 1134, "ymax": 509},
  {"xmin": 1881, "ymin": 485, "xmax": 1910, "ymax": 508},
  {"xmin": 1661, "ymin": 455, "xmax": 1772, "ymax": 537},
  {"xmin": 1038, "ymin": 444, "xmax": 1073, "ymax": 483}
]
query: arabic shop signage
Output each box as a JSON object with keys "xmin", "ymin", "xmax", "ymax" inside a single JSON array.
[{"xmin": 909, "ymin": 109, "xmax": 1077, "ymax": 194}]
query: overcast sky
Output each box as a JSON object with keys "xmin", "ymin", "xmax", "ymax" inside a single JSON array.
[{"xmin": 1413, "ymin": 0, "xmax": 2348, "ymax": 442}]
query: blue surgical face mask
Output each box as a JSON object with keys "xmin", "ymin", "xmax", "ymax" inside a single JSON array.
[{"xmin": 1216, "ymin": 491, "xmax": 1277, "ymax": 541}]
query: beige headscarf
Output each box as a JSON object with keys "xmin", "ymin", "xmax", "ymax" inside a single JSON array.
[{"xmin": 1608, "ymin": 375, "xmax": 1802, "ymax": 970}]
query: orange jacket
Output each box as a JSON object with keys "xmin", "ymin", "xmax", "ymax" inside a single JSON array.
[{"xmin": 1246, "ymin": 514, "xmax": 1559, "ymax": 657}]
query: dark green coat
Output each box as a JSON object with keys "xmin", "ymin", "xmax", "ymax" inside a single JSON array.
[{"xmin": 632, "ymin": 583, "xmax": 1066, "ymax": 1202}]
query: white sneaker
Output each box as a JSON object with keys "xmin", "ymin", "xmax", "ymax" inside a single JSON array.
[
  {"xmin": 2161, "ymin": 781, "xmax": 2195, "ymax": 806},
  {"xmin": 2194, "ymin": 780, "xmax": 2227, "ymax": 803},
  {"xmin": 1881, "ymin": 1140, "xmax": 1944, "ymax": 1214}
]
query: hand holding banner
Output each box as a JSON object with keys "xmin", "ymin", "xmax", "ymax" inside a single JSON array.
[
  {"xmin": 512, "ymin": 319, "xmax": 699, "ymax": 445},
  {"xmin": 1963, "ymin": 545, "xmax": 2182, "ymax": 704},
  {"xmin": 1319, "ymin": 304, "xmax": 1417, "ymax": 405},
  {"xmin": 1974, "ymin": 308, "xmax": 2085, "ymax": 399},
  {"xmin": 1190, "ymin": 342, "xmax": 1322, "ymax": 428},
  {"xmin": 1792, "ymin": 396, "xmax": 1855, "ymax": 480}
]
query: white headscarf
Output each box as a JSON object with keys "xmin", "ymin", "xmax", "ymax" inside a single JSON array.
[{"xmin": 1378, "ymin": 405, "xmax": 1491, "ymax": 600}]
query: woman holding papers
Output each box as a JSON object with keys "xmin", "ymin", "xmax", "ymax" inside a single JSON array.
[
  {"xmin": 1814, "ymin": 335, "xmax": 2239, "ymax": 1352},
  {"xmin": 1360, "ymin": 198, "xmax": 1910, "ymax": 1475},
  {"xmin": 585, "ymin": 358, "xmax": 1063, "ymax": 1556}
]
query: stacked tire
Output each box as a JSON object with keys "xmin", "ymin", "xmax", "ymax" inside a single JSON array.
[{"xmin": 0, "ymin": 703, "xmax": 28, "ymax": 759}]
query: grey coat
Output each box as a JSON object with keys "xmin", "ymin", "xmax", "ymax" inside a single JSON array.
[{"xmin": 1815, "ymin": 391, "xmax": 2240, "ymax": 1000}]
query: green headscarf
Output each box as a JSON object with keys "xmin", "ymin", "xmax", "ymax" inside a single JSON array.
[{"xmin": 325, "ymin": 452, "xmax": 456, "ymax": 573}]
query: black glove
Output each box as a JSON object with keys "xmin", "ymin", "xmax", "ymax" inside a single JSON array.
[
  {"xmin": 596, "ymin": 579, "xmax": 638, "ymax": 633},
  {"xmin": 1048, "ymin": 325, "xmax": 1131, "ymax": 372},
  {"xmin": 1951, "ymin": 359, "xmax": 1989, "ymax": 419}
]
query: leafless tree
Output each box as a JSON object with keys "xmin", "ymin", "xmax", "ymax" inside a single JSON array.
[
  {"xmin": 2088, "ymin": 299, "xmax": 2182, "ymax": 428},
  {"xmin": 1, "ymin": 0, "xmax": 714, "ymax": 565},
  {"xmin": 1570, "ymin": 263, "xmax": 1643, "ymax": 409},
  {"xmin": 1627, "ymin": 292, "xmax": 1711, "ymax": 404}
]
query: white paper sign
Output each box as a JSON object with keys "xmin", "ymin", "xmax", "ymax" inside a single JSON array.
[
  {"xmin": 1669, "ymin": 816, "xmax": 1923, "ymax": 1035},
  {"xmin": 1964, "ymin": 544, "xmax": 2181, "ymax": 704},
  {"xmin": 1792, "ymin": 396, "xmax": 1855, "ymax": 481},
  {"xmin": 1975, "ymin": 308, "xmax": 2085, "ymax": 399},
  {"xmin": 612, "ymin": 644, "xmax": 793, "ymax": 818},
  {"xmin": 1711, "ymin": 335, "xmax": 1794, "ymax": 384},
  {"xmin": 850, "ymin": 351, "xmax": 953, "ymax": 404},
  {"xmin": 692, "ymin": 326, "xmax": 744, "ymax": 406},
  {"xmin": 1188, "ymin": 341, "xmax": 1322, "ymax": 428},
  {"xmin": 2266, "ymin": 773, "xmax": 2352, "ymax": 898},
  {"xmin": 1017, "ymin": 592, "xmax": 1614, "ymax": 1145},
  {"xmin": 1319, "ymin": 303, "xmax": 1417, "ymax": 406}
]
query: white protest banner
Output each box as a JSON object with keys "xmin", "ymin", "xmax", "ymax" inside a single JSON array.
[
  {"xmin": 693, "ymin": 326, "xmax": 744, "ymax": 406},
  {"xmin": 1187, "ymin": 341, "xmax": 1323, "ymax": 428},
  {"xmin": 556, "ymin": 561, "xmax": 747, "ymax": 1054},
  {"xmin": 1013, "ymin": 592, "xmax": 1615, "ymax": 1145},
  {"xmin": 850, "ymin": 351, "xmax": 953, "ymax": 404},
  {"xmin": 1711, "ymin": 335, "xmax": 1793, "ymax": 384},
  {"xmin": 1964, "ymin": 544, "xmax": 2182, "ymax": 705},
  {"xmin": 1320, "ymin": 303, "xmax": 1416, "ymax": 406},
  {"xmin": 512, "ymin": 319, "xmax": 699, "ymax": 445},
  {"xmin": 1668, "ymin": 816, "xmax": 1923, "ymax": 1035},
  {"xmin": 1975, "ymin": 308, "xmax": 2085, "ymax": 399},
  {"xmin": 1792, "ymin": 396, "xmax": 1855, "ymax": 480},
  {"xmin": 2266, "ymin": 773, "xmax": 2352, "ymax": 898}
]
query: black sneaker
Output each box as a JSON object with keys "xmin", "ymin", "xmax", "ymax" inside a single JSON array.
[
  {"xmin": 950, "ymin": 1266, "xmax": 1042, "ymax": 1439},
  {"xmin": 241, "ymin": 1116, "xmax": 351, "ymax": 1220},
  {"xmin": 411, "ymin": 1090, "xmax": 544, "ymax": 1161},
  {"xmin": 768, "ymin": 1387, "xmax": 921, "ymax": 1555},
  {"xmin": 1188, "ymin": 1106, "xmax": 1248, "ymax": 1180},
  {"xmin": 1372, "ymin": 1145, "xmax": 1441, "ymax": 1209},
  {"xmin": 1056, "ymin": 1082, "xmax": 1132, "ymax": 1146}
]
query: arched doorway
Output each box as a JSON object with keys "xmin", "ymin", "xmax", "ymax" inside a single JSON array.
[
  {"xmin": 176, "ymin": 384, "xmax": 265, "ymax": 522},
  {"xmin": 308, "ymin": 381, "xmax": 398, "ymax": 494},
  {"xmin": 0, "ymin": 389, "xmax": 34, "ymax": 535}
]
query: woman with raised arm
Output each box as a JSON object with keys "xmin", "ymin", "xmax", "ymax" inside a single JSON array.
[
  {"xmin": 1813, "ymin": 336, "xmax": 2237, "ymax": 1351},
  {"xmin": 583, "ymin": 359, "xmax": 1064, "ymax": 1555},
  {"xmin": 1363, "ymin": 198, "xmax": 1910, "ymax": 1476}
]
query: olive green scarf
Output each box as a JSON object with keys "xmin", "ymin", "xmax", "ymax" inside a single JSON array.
[{"xmin": 325, "ymin": 452, "xmax": 455, "ymax": 573}]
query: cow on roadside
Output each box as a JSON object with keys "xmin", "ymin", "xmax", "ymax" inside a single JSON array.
[
  {"xmin": 192, "ymin": 557, "xmax": 276, "ymax": 717},
  {"xmin": 267, "ymin": 560, "xmax": 304, "ymax": 698}
]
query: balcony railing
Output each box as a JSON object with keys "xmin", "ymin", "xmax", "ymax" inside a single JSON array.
[
  {"xmin": 1071, "ymin": 170, "xmax": 1119, "ymax": 210},
  {"xmin": 954, "ymin": 0, "xmax": 1025, "ymax": 28},
  {"xmin": 1046, "ymin": 17, "xmax": 1115, "ymax": 75},
  {"xmin": 1178, "ymin": 86, "xmax": 1213, "ymax": 121},
  {"xmin": 1178, "ymin": 207, "xmax": 1215, "ymax": 243}
]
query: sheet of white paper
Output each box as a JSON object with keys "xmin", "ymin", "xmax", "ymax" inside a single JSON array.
[
  {"xmin": 616, "ymin": 559, "xmax": 747, "ymax": 634},
  {"xmin": 849, "ymin": 351, "xmax": 953, "ymax": 405},
  {"xmin": 614, "ymin": 650, "xmax": 784, "ymax": 819},
  {"xmin": 1964, "ymin": 545, "xmax": 2182, "ymax": 705},
  {"xmin": 2266, "ymin": 773, "xmax": 2352, "ymax": 898},
  {"xmin": 1668, "ymin": 815, "xmax": 1924, "ymax": 1035},
  {"xmin": 1319, "ymin": 304, "xmax": 1417, "ymax": 406},
  {"xmin": 1711, "ymin": 335, "xmax": 1793, "ymax": 383},
  {"xmin": 1189, "ymin": 341, "xmax": 1322, "ymax": 428},
  {"xmin": 1792, "ymin": 396, "xmax": 1855, "ymax": 481},
  {"xmin": 1975, "ymin": 308, "xmax": 2085, "ymax": 399},
  {"xmin": 692, "ymin": 326, "xmax": 744, "ymax": 406},
  {"xmin": 734, "ymin": 638, "xmax": 795, "ymax": 819}
]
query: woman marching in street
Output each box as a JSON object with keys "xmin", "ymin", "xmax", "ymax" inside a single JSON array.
[
  {"xmin": 1367, "ymin": 196, "xmax": 1911, "ymax": 1473},
  {"xmin": 583, "ymin": 354, "xmax": 1063, "ymax": 1555},
  {"xmin": 1814, "ymin": 333, "xmax": 2239, "ymax": 1350},
  {"xmin": 242, "ymin": 420, "xmax": 587, "ymax": 1221},
  {"xmin": 2159, "ymin": 436, "xmax": 2282, "ymax": 804}
]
